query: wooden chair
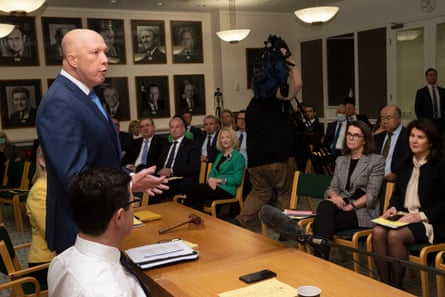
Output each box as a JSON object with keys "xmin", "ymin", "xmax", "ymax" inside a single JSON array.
[
  {"xmin": 202, "ymin": 169, "xmax": 246, "ymax": 217},
  {"xmin": 1, "ymin": 160, "xmax": 31, "ymax": 189},
  {"xmin": 0, "ymin": 224, "xmax": 49, "ymax": 296},
  {"xmin": 173, "ymin": 161, "xmax": 212, "ymax": 203},
  {"xmin": 0, "ymin": 276, "xmax": 43, "ymax": 297},
  {"xmin": 261, "ymin": 171, "xmax": 332, "ymax": 248},
  {"xmin": 0, "ymin": 161, "xmax": 35, "ymax": 232},
  {"xmin": 366, "ymin": 191, "xmax": 445, "ymax": 297},
  {"xmin": 435, "ymin": 250, "xmax": 445, "ymax": 297},
  {"xmin": 331, "ymin": 181, "xmax": 395, "ymax": 274},
  {"xmin": 406, "ymin": 243, "xmax": 445, "ymax": 297}
]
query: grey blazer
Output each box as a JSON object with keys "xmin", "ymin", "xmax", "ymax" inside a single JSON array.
[{"xmin": 324, "ymin": 153, "xmax": 385, "ymax": 227}]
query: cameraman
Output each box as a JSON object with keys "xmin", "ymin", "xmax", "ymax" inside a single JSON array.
[{"xmin": 233, "ymin": 36, "xmax": 302, "ymax": 230}]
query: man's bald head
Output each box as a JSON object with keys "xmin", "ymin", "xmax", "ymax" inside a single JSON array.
[{"xmin": 61, "ymin": 29, "xmax": 109, "ymax": 89}]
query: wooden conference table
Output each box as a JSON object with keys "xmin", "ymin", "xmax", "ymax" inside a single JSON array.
[{"xmin": 120, "ymin": 202, "xmax": 414, "ymax": 297}]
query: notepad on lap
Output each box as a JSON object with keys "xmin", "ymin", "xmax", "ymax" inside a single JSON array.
[
  {"xmin": 134, "ymin": 210, "xmax": 162, "ymax": 222},
  {"xmin": 372, "ymin": 217, "xmax": 409, "ymax": 229}
]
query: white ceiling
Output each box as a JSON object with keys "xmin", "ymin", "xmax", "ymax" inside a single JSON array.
[{"xmin": 45, "ymin": 0, "xmax": 343, "ymax": 13}]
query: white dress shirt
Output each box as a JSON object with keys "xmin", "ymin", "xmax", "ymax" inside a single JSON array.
[
  {"xmin": 48, "ymin": 235, "xmax": 146, "ymax": 297},
  {"xmin": 236, "ymin": 130, "xmax": 247, "ymax": 166},
  {"xmin": 135, "ymin": 136, "xmax": 153, "ymax": 167},
  {"xmin": 382, "ymin": 124, "xmax": 402, "ymax": 175}
]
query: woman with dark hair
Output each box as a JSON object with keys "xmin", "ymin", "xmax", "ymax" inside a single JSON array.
[
  {"xmin": 312, "ymin": 120, "xmax": 385, "ymax": 259},
  {"xmin": 372, "ymin": 118, "xmax": 445, "ymax": 289}
]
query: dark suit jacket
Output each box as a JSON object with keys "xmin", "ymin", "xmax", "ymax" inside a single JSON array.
[
  {"xmin": 348, "ymin": 114, "xmax": 372, "ymax": 129},
  {"xmin": 415, "ymin": 85, "xmax": 445, "ymax": 119},
  {"xmin": 374, "ymin": 127, "xmax": 408, "ymax": 174},
  {"xmin": 189, "ymin": 126, "xmax": 203, "ymax": 141},
  {"xmin": 123, "ymin": 135, "xmax": 168, "ymax": 171},
  {"xmin": 157, "ymin": 137, "xmax": 200, "ymax": 195},
  {"xmin": 389, "ymin": 158, "xmax": 445, "ymax": 242},
  {"xmin": 415, "ymin": 86, "xmax": 445, "ymax": 131},
  {"xmin": 36, "ymin": 74, "xmax": 121, "ymax": 252},
  {"xmin": 201, "ymin": 130, "xmax": 220, "ymax": 163},
  {"xmin": 135, "ymin": 47, "xmax": 166, "ymax": 64},
  {"xmin": 323, "ymin": 121, "xmax": 345, "ymax": 153},
  {"xmin": 305, "ymin": 118, "xmax": 324, "ymax": 151},
  {"xmin": 9, "ymin": 107, "xmax": 37, "ymax": 126}
]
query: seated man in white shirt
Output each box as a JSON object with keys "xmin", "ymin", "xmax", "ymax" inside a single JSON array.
[{"xmin": 48, "ymin": 167, "xmax": 150, "ymax": 297}]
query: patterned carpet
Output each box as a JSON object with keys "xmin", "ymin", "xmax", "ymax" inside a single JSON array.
[{"xmin": 0, "ymin": 201, "xmax": 436, "ymax": 297}]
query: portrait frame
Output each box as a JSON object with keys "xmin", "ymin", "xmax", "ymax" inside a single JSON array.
[
  {"xmin": 87, "ymin": 18, "xmax": 127, "ymax": 65},
  {"xmin": 246, "ymin": 48, "xmax": 263, "ymax": 89},
  {"xmin": 174, "ymin": 74, "xmax": 206, "ymax": 116},
  {"xmin": 93, "ymin": 77, "xmax": 130, "ymax": 121},
  {"xmin": 135, "ymin": 76, "xmax": 170, "ymax": 119},
  {"xmin": 41, "ymin": 17, "xmax": 82, "ymax": 65},
  {"xmin": 171, "ymin": 21, "xmax": 203, "ymax": 64},
  {"xmin": 0, "ymin": 16, "xmax": 38, "ymax": 66},
  {"xmin": 131, "ymin": 20, "xmax": 166, "ymax": 64},
  {"xmin": 0, "ymin": 79, "xmax": 41, "ymax": 129}
]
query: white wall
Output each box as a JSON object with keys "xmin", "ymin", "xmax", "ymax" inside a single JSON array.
[{"xmin": 4, "ymin": 0, "xmax": 445, "ymax": 143}]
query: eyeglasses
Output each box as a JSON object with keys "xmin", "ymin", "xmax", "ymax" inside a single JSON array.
[
  {"xmin": 380, "ymin": 116, "xmax": 395, "ymax": 121},
  {"xmin": 346, "ymin": 132, "xmax": 364, "ymax": 139},
  {"xmin": 123, "ymin": 196, "xmax": 141, "ymax": 208},
  {"xmin": 236, "ymin": 117, "xmax": 245, "ymax": 120}
]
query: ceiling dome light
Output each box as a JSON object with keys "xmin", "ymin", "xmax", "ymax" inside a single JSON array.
[
  {"xmin": 397, "ymin": 30, "xmax": 422, "ymax": 41},
  {"xmin": 294, "ymin": 6, "xmax": 339, "ymax": 25},
  {"xmin": 216, "ymin": 29, "xmax": 250, "ymax": 44},
  {"xmin": 0, "ymin": 23, "xmax": 15, "ymax": 38},
  {"xmin": 0, "ymin": 0, "xmax": 46, "ymax": 15},
  {"xmin": 217, "ymin": 0, "xmax": 250, "ymax": 43}
]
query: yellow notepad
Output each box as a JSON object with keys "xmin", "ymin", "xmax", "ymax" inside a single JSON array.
[
  {"xmin": 372, "ymin": 216, "xmax": 409, "ymax": 229},
  {"xmin": 134, "ymin": 210, "xmax": 162, "ymax": 222}
]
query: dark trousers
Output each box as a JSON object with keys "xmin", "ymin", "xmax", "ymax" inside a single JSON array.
[
  {"xmin": 312, "ymin": 200, "xmax": 358, "ymax": 259},
  {"xmin": 184, "ymin": 183, "xmax": 233, "ymax": 211}
]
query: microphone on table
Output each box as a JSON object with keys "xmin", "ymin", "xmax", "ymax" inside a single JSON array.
[
  {"xmin": 158, "ymin": 213, "xmax": 202, "ymax": 234},
  {"xmin": 296, "ymin": 234, "xmax": 331, "ymax": 247},
  {"xmin": 258, "ymin": 204, "xmax": 330, "ymax": 246}
]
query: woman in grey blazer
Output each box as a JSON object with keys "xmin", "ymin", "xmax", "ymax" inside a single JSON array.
[{"xmin": 312, "ymin": 120, "xmax": 385, "ymax": 259}]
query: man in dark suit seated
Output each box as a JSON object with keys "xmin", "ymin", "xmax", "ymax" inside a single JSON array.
[
  {"xmin": 153, "ymin": 115, "xmax": 200, "ymax": 203},
  {"xmin": 415, "ymin": 67, "xmax": 445, "ymax": 133},
  {"xmin": 374, "ymin": 104, "xmax": 409, "ymax": 182},
  {"xmin": 122, "ymin": 116, "xmax": 168, "ymax": 172},
  {"xmin": 344, "ymin": 98, "xmax": 372, "ymax": 129},
  {"xmin": 183, "ymin": 111, "xmax": 203, "ymax": 140},
  {"xmin": 323, "ymin": 104, "xmax": 347, "ymax": 160},
  {"xmin": 200, "ymin": 115, "xmax": 220, "ymax": 163}
]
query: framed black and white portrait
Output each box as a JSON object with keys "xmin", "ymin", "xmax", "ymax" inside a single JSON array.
[
  {"xmin": 135, "ymin": 76, "xmax": 170, "ymax": 119},
  {"xmin": 174, "ymin": 74, "xmax": 205, "ymax": 115},
  {"xmin": 171, "ymin": 21, "xmax": 203, "ymax": 64},
  {"xmin": 0, "ymin": 16, "xmax": 38, "ymax": 66},
  {"xmin": 0, "ymin": 79, "xmax": 41, "ymax": 129},
  {"xmin": 93, "ymin": 77, "xmax": 130, "ymax": 121},
  {"xmin": 42, "ymin": 17, "xmax": 82, "ymax": 65},
  {"xmin": 131, "ymin": 20, "xmax": 166, "ymax": 64},
  {"xmin": 87, "ymin": 18, "xmax": 126, "ymax": 65}
]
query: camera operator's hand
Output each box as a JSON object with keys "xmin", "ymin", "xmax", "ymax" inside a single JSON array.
[{"xmin": 276, "ymin": 49, "xmax": 302, "ymax": 101}]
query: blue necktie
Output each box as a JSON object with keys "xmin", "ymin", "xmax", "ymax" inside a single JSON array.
[
  {"xmin": 331, "ymin": 122, "xmax": 342, "ymax": 155},
  {"xmin": 239, "ymin": 132, "xmax": 244, "ymax": 144},
  {"xmin": 89, "ymin": 91, "xmax": 108, "ymax": 119},
  {"xmin": 141, "ymin": 139, "xmax": 149, "ymax": 164},
  {"xmin": 165, "ymin": 141, "xmax": 178, "ymax": 168},
  {"xmin": 432, "ymin": 86, "xmax": 439, "ymax": 118}
]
